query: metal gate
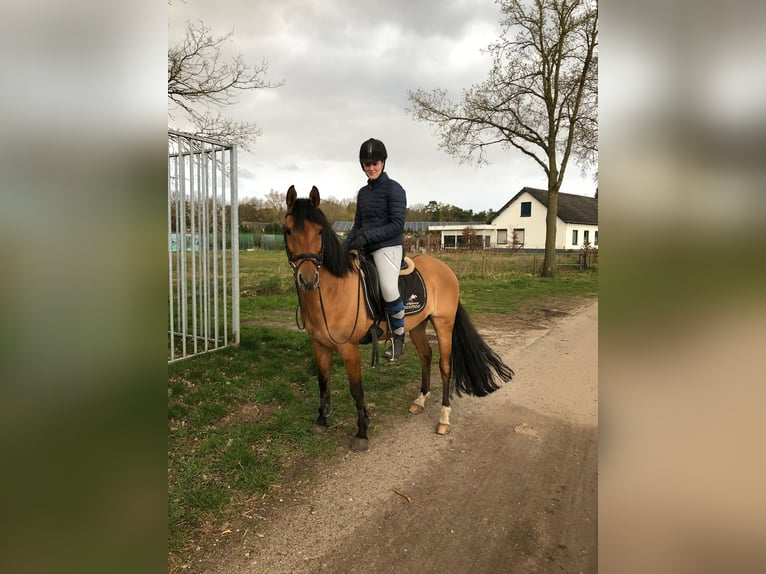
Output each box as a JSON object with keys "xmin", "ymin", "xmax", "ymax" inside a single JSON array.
[{"xmin": 168, "ymin": 130, "xmax": 239, "ymax": 363}]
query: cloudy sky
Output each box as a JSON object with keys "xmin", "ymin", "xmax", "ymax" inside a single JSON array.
[{"xmin": 168, "ymin": 0, "xmax": 597, "ymax": 212}]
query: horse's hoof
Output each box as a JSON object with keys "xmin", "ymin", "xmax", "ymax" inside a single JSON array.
[
  {"xmin": 408, "ymin": 403, "xmax": 424, "ymax": 414},
  {"xmin": 309, "ymin": 423, "xmax": 327, "ymax": 434},
  {"xmin": 350, "ymin": 437, "xmax": 369, "ymax": 451},
  {"xmin": 436, "ymin": 423, "xmax": 450, "ymax": 435}
]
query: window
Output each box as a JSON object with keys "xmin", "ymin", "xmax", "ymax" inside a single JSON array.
[
  {"xmin": 584, "ymin": 230, "xmax": 590, "ymax": 243},
  {"xmin": 497, "ymin": 229, "xmax": 508, "ymax": 245},
  {"xmin": 594, "ymin": 231, "xmax": 598, "ymax": 246},
  {"xmin": 572, "ymin": 230, "xmax": 578, "ymax": 245},
  {"xmin": 512, "ymin": 228, "xmax": 525, "ymax": 247},
  {"xmin": 520, "ymin": 201, "xmax": 531, "ymax": 217}
]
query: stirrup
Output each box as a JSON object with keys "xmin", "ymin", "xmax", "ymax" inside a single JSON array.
[{"xmin": 384, "ymin": 334, "xmax": 405, "ymax": 361}]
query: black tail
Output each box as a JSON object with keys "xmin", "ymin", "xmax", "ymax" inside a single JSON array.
[{"xmin": 450, "ymin": 302, "xmax": 514, "ymax": 397}]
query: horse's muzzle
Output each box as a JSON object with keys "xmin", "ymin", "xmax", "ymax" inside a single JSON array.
[{"xmin": 297, "ymin": 271, "xmax": 320, "ymax": 291}]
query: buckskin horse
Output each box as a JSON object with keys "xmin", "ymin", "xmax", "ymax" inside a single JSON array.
[{"xmin": 284, "ymin": 185, "xmax": 513, "ymax": 451}]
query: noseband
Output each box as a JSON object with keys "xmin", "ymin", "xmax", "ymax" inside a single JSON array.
[{"xmin": 285, "ymin": 229, "xmax": 324, "ymax": 291}]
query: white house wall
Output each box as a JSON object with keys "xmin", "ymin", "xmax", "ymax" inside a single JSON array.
[
  {"xmin": 492, "ymin": 190, "xmax": 598, "ymax": 250},
  {"xmin": 429, "ymin": 224, "xmax": 497, "ymax": 249},
  {"xmin": 492, "ymin": 190, "xmax": 549, "ymax": 249},
  {"xmin": 563, "ymin": 223, "xmax": 599, "ymax": 250}
]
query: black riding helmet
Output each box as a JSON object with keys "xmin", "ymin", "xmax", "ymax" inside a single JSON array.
[{"xmin": 359, "ymin": 138, "xmax": 387, "ymax": 165}]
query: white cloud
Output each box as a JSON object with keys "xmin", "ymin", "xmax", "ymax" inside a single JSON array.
[{"xmin": 168, "ymin": 0, "xmax": 597, "ymax": 212}]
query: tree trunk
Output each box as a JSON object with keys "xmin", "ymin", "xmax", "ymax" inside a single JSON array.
[{"xmin": 540, "ymin": 186, "xmax": 559, "ymax": 277}]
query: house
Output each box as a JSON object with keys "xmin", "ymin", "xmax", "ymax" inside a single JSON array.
[
  {"xmin": 332, "ymin": 221, "xmax": 475, "ymax": 252},
  {"xmin": 332, "ymin": 187, "xmax": 598, "ymax": 251},
  {"xmin": 490, "ymin": 187, "xmax": 598, "ymax": 250},
  {"xmin": 427, "ymin": 224, "xmax": 496, "ymax": 249}
]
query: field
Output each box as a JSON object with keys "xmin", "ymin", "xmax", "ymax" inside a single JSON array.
[{"xmin": 168, "ymin": 249, "xmax": 597, "ymax": 562}]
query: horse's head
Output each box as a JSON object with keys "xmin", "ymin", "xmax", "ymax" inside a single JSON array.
[
  {"xmin": 284, "ymin": 185, "xmax": 353, "ymax": 287},
  {"xmin": 284, "ymin": 185, "xmax": 325, "ymax": 291}
]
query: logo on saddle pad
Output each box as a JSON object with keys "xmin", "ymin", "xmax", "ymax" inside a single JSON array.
[{"xmin": 404, "ymin": 293, "xmax": 421, "ymax": 313}]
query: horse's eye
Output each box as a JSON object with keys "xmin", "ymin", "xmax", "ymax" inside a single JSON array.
[{"xmin": 285, "ymin": 228, "xmax": 292, "ymax": 236}]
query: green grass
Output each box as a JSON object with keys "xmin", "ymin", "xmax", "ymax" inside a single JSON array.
[
  {"xmin": 168, "ymin": 326, "xmax": 422, "ymax": 554},
  {"xmin": 459, "ymin": 269, "xmax": 598, "ymax": 314},
  {"xmin": 434, "ymin": 251, "xmax": 597, "ymax": 314},
  {"xmin": 238, "ymin": 250, "xmax": 297, "ymax": 322},
  {"xmin": 168, "ymin": 249, "xmax": 596, "ymax": 556}
]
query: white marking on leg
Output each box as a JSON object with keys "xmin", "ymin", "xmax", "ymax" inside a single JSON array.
[
  {"xmin": 414, "ymin": 392, "xmax": 430, "ymax": 408},
  {"xmin": 439, "ymin": 406, "xmax": 451, "ymax": 426}
]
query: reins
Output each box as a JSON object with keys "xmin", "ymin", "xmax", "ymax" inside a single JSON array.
[
  {"xmin": 285, "ymin": 227, "xmax": 364, "ymax": 345},
  {"xmin": 316, "ymin": 265, "xmax": 363, "ymax": 345}
]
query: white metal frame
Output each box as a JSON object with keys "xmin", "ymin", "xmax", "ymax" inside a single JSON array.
[{"xmin": 168, "ymin": 130, "xmax": 239, "ymax": 363}]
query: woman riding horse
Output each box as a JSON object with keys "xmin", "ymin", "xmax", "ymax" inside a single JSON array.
[
  {"xmin": 344, "ymin": 138, "xmax": 407, "ymax": 360},
  {"xmin": 284, "ymin": 185, "xmax": 513, "ymax": 451}
]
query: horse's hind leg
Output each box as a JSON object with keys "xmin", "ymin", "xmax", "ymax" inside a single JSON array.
[
  {"xmin": 408, "ymin": 321, "xmax": 432, "ymax": 414},
  {"xmin": 338, "ymin": 344, "xmax": 370, "ymax": 452},
  {"xmin": 431, "ymin": 315, "xmax": 455, "ymax": 435},
  {"xmin": 310, "ymin": 341, "xmax": 334, "ymax": 433}
]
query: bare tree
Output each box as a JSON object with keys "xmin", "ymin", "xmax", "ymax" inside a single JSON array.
[
  {"xmin": 168, "ymin": 20, "xmax": 284, "ymax": 149},
  {"xmin": 408, "ymin": 0, "xmax": 597, "ymax": 277}
]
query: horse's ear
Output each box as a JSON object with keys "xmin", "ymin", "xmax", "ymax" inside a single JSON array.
[
  {"xmin": 286, "ymin": 185, "xmax": 297, "ymax": 211},
  {"xmin": 309, "ymin": 186, "xmax": 320, "ymax": 208}
]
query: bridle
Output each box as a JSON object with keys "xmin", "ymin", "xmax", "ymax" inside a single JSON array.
[
  {"xmin": 285, "ymin": 233, "xmax": 324, "ymax": 291},
  {"xmin": 284, "ymin": 219, "xmax": 363, "ymax": 345}
]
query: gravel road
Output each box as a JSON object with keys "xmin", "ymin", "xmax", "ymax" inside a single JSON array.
[{"xmin": 183, "ymin": 300, "xmax": 598, "ymax": 574}]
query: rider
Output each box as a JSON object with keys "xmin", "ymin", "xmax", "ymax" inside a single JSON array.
[{"xmin": 344, "ymin": 138, "xmax": 407, "ymax": 360}]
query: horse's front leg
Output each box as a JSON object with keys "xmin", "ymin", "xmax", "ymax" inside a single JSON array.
[
  {"xmin": 338, "ymin": 344, "xmax": 369, "ymax": 451},
  {"xmin": 310, "ymin": 341, "xmax": 334, "ymax": 433}
]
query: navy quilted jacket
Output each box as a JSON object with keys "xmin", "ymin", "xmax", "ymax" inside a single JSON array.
[{"xmin": 345, "ymin": 171, "xmax": 407, "ymax": 251}]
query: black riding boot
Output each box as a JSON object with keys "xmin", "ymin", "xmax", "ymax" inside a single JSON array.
[
  {"xmin": 393, "ymin": 333, "xmax": 405, "ymax": 359},
  {"xmin": 384, "ymin": 333, "xmax": 405, "ymax": 360}
]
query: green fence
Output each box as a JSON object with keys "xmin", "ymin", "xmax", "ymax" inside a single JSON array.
[{"xmin": 239, "ymin": 233, "xmax": 285, "ymax": 251}]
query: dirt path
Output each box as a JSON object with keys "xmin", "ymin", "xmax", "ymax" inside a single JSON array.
[{"xmin": 186, "ymin": 300, "xmax": 598, "ymax": 573}]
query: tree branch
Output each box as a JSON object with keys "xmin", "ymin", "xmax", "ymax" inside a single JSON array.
[{"xmin": 168, "ymin": 20, "xmax": 284, "ymax": 150}]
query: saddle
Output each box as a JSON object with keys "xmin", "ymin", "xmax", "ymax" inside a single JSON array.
[{"xmin": 352, "ymin": 251, "xmax": 427, "ymax": 365}]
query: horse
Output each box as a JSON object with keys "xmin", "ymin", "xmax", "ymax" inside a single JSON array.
[{"xmin": 284, "ymin": 185, "xmax": 514, "ymax": 451}]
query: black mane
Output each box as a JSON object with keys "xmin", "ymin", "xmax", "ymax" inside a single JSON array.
[{"xmin": 288, "ymin": 198, "xmax": 353, "ymax": 277}]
